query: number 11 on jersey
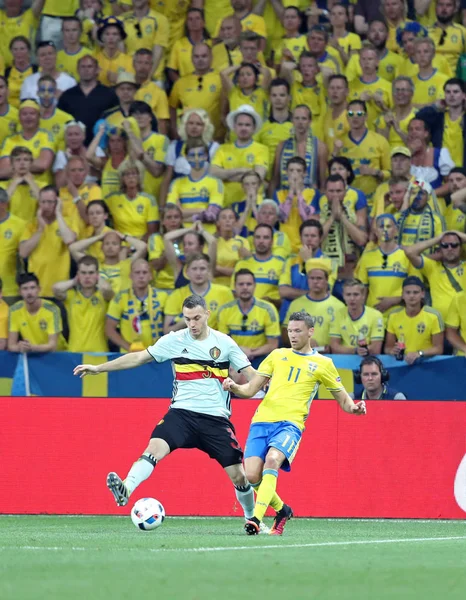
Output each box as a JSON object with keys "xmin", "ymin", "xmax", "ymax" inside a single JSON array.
[{"xmin": 287, "ymin": 366, "xmax": 301, "ymax": 383}]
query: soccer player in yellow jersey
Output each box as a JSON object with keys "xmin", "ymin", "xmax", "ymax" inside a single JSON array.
[
  {"xmin": 405, "ymin": 230, "xmax": 466, "ymax": 321},
  {"xmin": 375, "ymin": 76, "xmax": 416, "ymax": 150},
  {"xmin": 223, "ymin": 310, "xmax": 366, "ymax": 535},
  {"xmin": 429, "ymin": 0, "xmax": 466, "ymax": 73},
  {"xmin": 167, "ymin": 139, "xmax": 224, "ymax": 234},
  {"xmin": 0, "ymin": 77, "xmax": 18, "ymax": 146},
  {"xmin": 211, "ymin": 105, "xmax": 268, "ymax": 207},
  {"xmin": 318, "ymin": 74, "xmax": 350, "ymax": 155},
  {"xmin": 133, "ymin": 49, "xmax": 170, "ymax": 135},
  {"xmin": 37, "ymin": 75, "xmax": 74, "ymax": 151},
  {"xmin": 233, "ymin": 224, "xmax": 285, "ymax": 305},
  {"xmin": 446, "ymin": 290, "xmax": 466, "ymax": 356},
  {"xmin": 8, "ymin": 273, "xmax": 64, "ymax": 354},
  {"xmin": 385, "ymin": 277, "xmax": 444, "ymax": 364},
  {"xmin": 329, "ymin": 278, "xmax": 385, "ymax": 355},
  {"xmin": 56, "ymin": 17, "xmax": 93, "ymax": 79},
  {"xmin": 0, "ymin": 188, "xmax": 26, "ymax": 299},
  {"xmin": 356, "ymin": 214, "xmax": 415, "ymax": 314},
  {"xmin": 164, "ymin": 254, "xmax": 234, "ymax": 332},
  {"xmin": 95, "ymin": 18, "xmax": 134, "ymax": 87},
  {"xmin": 0, "ymin": 100, "xmax": 55, "ymax": 188},
  {"xmin": 169, "ymin": 43, "xmax": 223, "ymax": 137},
  {"xmin": 0, "ymin": 0, "xmax": 43, "ymax": 68},
  {"xmin": 19, "ymin": 187, "xmax": 78, "ymax": 297},
  {"xmin": 218, "ymin": 269, "xmax": 280, "ymax": 366},
  {"xmin": 411, "ymin": 38, "xmax": 450, "ymax": 107},
  {"xmin": 337, "ymin": 100, "xmax": 391, "ymax": 201},
  {"xmin": 53, "ymin": 256, "xmax": 114, "ymax": 353},
  {"xmin": 2, "ymin": 146, "xmax": 40, "ymax": 224},
  {"xmin": 107, "ymin": 259, "xmax": 168, "ymax": 352}
]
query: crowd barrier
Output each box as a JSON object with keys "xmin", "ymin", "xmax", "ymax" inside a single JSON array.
[
  {"xmin": 1, "ymin": 397, "xmax": 465, "ymax": 517},
  {"xmin": 0, "ymin": 351, "xmax": 465, "ymax": 400}
]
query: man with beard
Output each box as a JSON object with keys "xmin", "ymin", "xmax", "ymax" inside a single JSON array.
[
  {"xmin": 346, "ymin": 20, "xmax": 403, "ymax": 83},
  {"xmin": 429, "ymin": 0, "xmax": 466, "ymax": 73}
]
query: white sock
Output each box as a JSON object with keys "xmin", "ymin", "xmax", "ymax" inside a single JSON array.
[
  {"xmin": 124, "ymin": 453, "xmax": 156, "ymax": 495},
  {"xmin": 234, "ymin": 483, "xmax": 255, "ymax": 519}
]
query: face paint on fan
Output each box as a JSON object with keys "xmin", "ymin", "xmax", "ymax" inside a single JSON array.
[
  {"xmin": 186, "ymin": 147, "xmax": 208, "ymax": 170},
  {"xmin": 380, "ymin": 218, "xmax": 392, "ymax": 241}
]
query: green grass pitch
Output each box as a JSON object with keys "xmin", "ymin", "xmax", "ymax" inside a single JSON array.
[{"xmin": 1, "ymin": 516, "xmax": 465, "ymax": 600}]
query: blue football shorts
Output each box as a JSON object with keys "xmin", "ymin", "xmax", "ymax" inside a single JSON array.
[{"xmin": 244, "ymin": 421, "xmax": 302, "ymax": 472}]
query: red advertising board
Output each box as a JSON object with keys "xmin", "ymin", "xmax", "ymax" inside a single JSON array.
[{"xmin": 1, "ymin": 398, "xmax": 465, "ymax": 518}]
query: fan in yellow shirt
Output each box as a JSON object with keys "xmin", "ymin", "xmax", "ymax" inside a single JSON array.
[
  {"xmin": 329, "ymin": 278, "xmax": 385, "ymax": 354},
  {"xmin": 385, "ymin": 276, "xmax": 444, "ymax": 362},
  {"xmin": 133, "ymin": 49, "xmax": 170, "ymax": 135},
  {"xmin": 0, "ymin": 146, "xmax": 39, "ymax": 224},
  {"xmin": 0, "ymin": 79, "xmax": 19, "ymax": 145},
  {"xmin": 164, "ymin": 253, "xmax": 234, "ymax": 332},
  {"xmin": 167, "ymin": 9, "xmax": 212, "ymax": 79},
  {"xmin": 0, "ymin": 4, "xmax": 40, "ymax": 68},
  {"xmin": 95, "ymin": 17, "xmax": 134, "ymax": 87},
  {"xmin": 446, "ymin": 291, "xmax": 466, "ymax": 356},
  {"xmin": 0, "ymin": 188, "xmax": 27, "ymax": 298},
  {"xmin": 37, "ymin": 74, "xmax": 74, "ymax": 151},
  {"xmin": 149, "ymin": 0, "xmax": 191, "ymax": 48},
  {"xmin": 214, "ymin": 207, "xmax": 250, "ymax": 286},
  {"xmin": 318, "ymin": 74, "xmax": 350, "ymax": 154},
  {"xmin": 0, "ymin": 292, "xmax": 7, "ymax": 348},
  {"xmin": 429, "ymin": 19, "xmax": 466, "ymax": 73},
  {"xmin": 213, "ymin": 6, "xmax": 267, "ymax": 41},
  {"xmin": 106, "ymin": 259, "xmax": 168, "ymax": 352},
  {"xmin": 8, "ymin": 273, "xmax": 65, "ymax": 354},
  {"xmin": 289, "ymin": 54, "xmax": 326, "ymax": 124},
  {"xmin": 56, "ymin": 17, "xmax": 93, "ymax": 79},
  {"xmin": 53, "ymin": 256, "xmax": 114, "ymax": 353}
]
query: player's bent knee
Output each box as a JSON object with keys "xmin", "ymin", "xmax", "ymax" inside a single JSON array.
[
  {"xmin": 264, "ymin": 448, "xmax": 286, "ymax": 471},
  {"xmin": 224, "ymin": 464, "xmax": 248, "ymax": 486},
  {"xmin": 145, "ymin": 438, "xmax": 171, "ymax": 461}
]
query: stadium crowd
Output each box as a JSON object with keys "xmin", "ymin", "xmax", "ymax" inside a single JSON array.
[{"xmin": 0, "ymin": 0, "xmax": 466, "ymax": 372}]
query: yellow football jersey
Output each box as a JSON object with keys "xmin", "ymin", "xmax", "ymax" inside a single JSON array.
[
  {"xmin": 283, "ymin": 293, "xmax": 345, "ymax": 347},
  {"xmin": 5, "ymin": 65, "xmax": 36, "ymax": 108},
  {"xmin": 375, "ymin": 108, "xmax": 417, "ymax": 150},
  {"xmin": 355, "ymin": 246, "xmax": 415, "ymax": 309},
  {"xmin": 0, "ymin": 213, "xmax": 26, "ymax": 296},
  {"xmin": 412, "ymin": 70, "xmax": 449, "ymax": 105},
  {"xmin": 211, "ymin": 141, "xmax": 268, "ymax": 207},
  {"xmin": 0, "ymin": 180, "xmax": 37, "ymax": 224},
  {"xmin": 349, "ymin": 77, "xmax": 393, "ymax": 129},
  {"xmin": 8, "ymin": 299, "xmax": 63, "ymax": 346},
  {"xmin": 339, "ymin": 130, "xmax": 391, "ymax": 200},
  {"xmin": 142, "ymin": 132, "xmax": 169, "ymax": 198},
  {"xmin": 65, "ymin": 288, "xmax": 108, "ymax": 352},
  {"xmin": 0, "ymin": 299, "xmax": 7, "ymax": 340},
  {"xmin": 217, "ymin": 298, "xmax": 280, "ymax": 349},
  {"xmin": 395, "ymin": 55, "xmax": 453, "ymax": 79},
  {"xmin": 214, "ymin": 235, "xmax": 250, "ymax": 286},
  {"xmin": 164, "ymin": 283, "xmax": 234, "ymax": 329},
  {"xmin": 445, "ymin": 291, "xmax": 466, "ymax": 356},
  {"xmin": 256, "ymin": 118, "xmax": 294, "ymax": 178},
  {"xmin": 232, "ymin": 255, "xmax": 285, "ymax": 301},
  {"xmin": 167, "ymin": 173, "xmax": 224, "ymax": 234},
  {"xmin": 151, "ymin": 0, "xmax": 190, "ymax": 47},
  {"xmin": 213, "ymin": 12, "xmax": 267, "ymax": 39},
  {"xmin": 94, "ymin": 50, "xmax": 134, "ymax": 87},
  {"xmin": 274, "ymin": 188, "xmax": 320, "ymax": 253},
  {"xmin": 0, "ymin": 8, "xmax": 38, "ymax": 67},
  {"xmin": 106, "ymin": 192, "xmax": 159, "ymax": 238},
  {"xmin": 228, "ymin": 86, "xmax": 270, "ymax": 126},
  {"xmin": 100, "ymin": 258, "xmax": 132, "ymax": 293},
  {"xmin": 429, "ymin": 24, "xmax": 466, "ymax": 72},
  {"xmin": 20, "ymin": 218, "xmax": 79, "ymax": 296},
  {"xmin": 56, "ymin": 47, "xmax": 93, "ymax": 79},
  {"xmin": 168, "ymin": 37, "xmax": 211, "ymax": 77},
  {"xmin": 1, "ymin": 130, "xmax": 55, "ymax": 187},
  {"xmin": 148, "ymin": 233, "xmax": 179, "ymax": 290},
  {"xmin": 443, "ymin": 113, "xmax": 464, "ymax": 167},
  {"xmin": 318, "ymin": 106, "xmax": 350, "ymax": 154},
  {"xmin": 104, "ymin": 110, "xmax": 140, "ymax": 139},
  {"xmin": 386, "ymin": 306, "xmax": 444, "ymax": 352},
  {"xmin": 101, "ymin": 157, "xmax": 126, "ymax": 200},
  {"xmin": 0, "ymin": 105, "xmax": 18, "ymax": 145},
  {"xmin": 43, "ymin": 0, "xmax": 78, "ymax": 17},
  {"xmin": 246, "ymin": 230, "xmax": 293, "ymax": 261},
  {"xmin": 123, "ymin": 10, "xmax": 169, "ymax": 80},
  {"xmin": 329, "ymin": 305, "xmax": 385, "ymax": 348},
  {"xmin": 444, "ymin": 204, "xmax": 466, "ymax": 232},
  {"xmin": 290, "ymin": 81, "xmax": 326, "ymax": 123},
  {"xmin": 79, "ymin": 225, "xmax": 113, "ymax": 266},
  {"xmin": 332, "ymin": 32, "xmax": 362, "ymax": 55},
  {"xmin": 254, "ymin": 348, "xmax": 344, "ymax": 430},
  {"xmin": 345, "ymin": 50, "xmax": 403, "ymax": 83},
  {"xmin": 60, "ymin": 183, "xmax": 101, "ymax": 236},
  {"xmin": 169, "ymin": 71, "xmax": 222, "ymax": 133},
  {"xmin": 40, "ymin": 108, "xmax": 74, "ymax": 152},
  {"xmin": 274, "ymin": 35, "xmax": 307, "ymax": 63},
  {"xmin": 202, "ymin": 0, "xmax": 231, "ymax": 35},
  {"xmin": 135, "ymin": 81, "xmax": 170, "ymax": 121},
  {"xmin": 418, "ymin": 256, "xmax": 466, "ymax": 321},
  {"xmin": 212, "ymin": 43, "xmax": 243, "ymax": 72},
  {"xmin": 107, "ymin": 285, "xmax": 167, "ymax": 351}
]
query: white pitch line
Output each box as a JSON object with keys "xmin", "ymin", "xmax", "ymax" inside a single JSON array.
[
  {"xmin": 148, "ymin": 535, "xmax": 466, "ymax": 553},
  {"xmin": 0, "ymin": 546, "xmax": 86, "ymax": 551}
]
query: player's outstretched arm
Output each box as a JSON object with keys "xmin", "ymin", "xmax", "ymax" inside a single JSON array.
[
  {"xmin": 73, "ymin": 350, "xmax": 153, "ymax": 378},
  {"xmin": 223, "ymin": 373, "xmax": 269, "ymax": 399},
  {"xmin": 332, "ymin": 389, "xmax": 367, "ymax": 415}
]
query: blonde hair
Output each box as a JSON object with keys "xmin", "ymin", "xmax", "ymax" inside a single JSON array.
[
  {"xmin": 118, "ymin": 158, "xmax": 145, "ymax": 192},
  {"xmin": 178, "ymin": 108, "xmax": 214, "ymax": 144}
]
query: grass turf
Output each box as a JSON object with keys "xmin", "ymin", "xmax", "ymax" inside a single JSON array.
[{"xmin": 0, "ymin": 516, "xmax": 465, "ymax": 600}]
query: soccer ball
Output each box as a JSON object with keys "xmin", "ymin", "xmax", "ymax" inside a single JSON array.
[{"xmin": 130, "ymin": 497, "xmax": 165, "ymax": 531}]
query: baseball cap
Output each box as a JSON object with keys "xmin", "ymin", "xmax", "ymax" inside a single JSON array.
[
  {"xmin": 402, "ymin": 276, "xmax": 425, "ymax": 290},
  {"xmin": 391, "ymin": 146, "xmax": 411, "ymax": 158},
  {"xmin": 115, "ymin": 72, "xmax": 139, "ymax": 88}
]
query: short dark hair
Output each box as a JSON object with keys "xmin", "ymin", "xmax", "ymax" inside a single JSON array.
[
  {"xmin": 9, "ymin": 36, "xmax": 32, "ymax": 51},
  {"xmin": 254, "ymin": 223, "xmax": 274, "ymax": 237},
  {"xmin": 444, "ymin": 77, "xmax": 465, "ymax": 92},
  {"xmin": 77, "ymin": 256, "xmax": 99, "ymax": 270},
  {"xmin": 326, "ymin": 174, "xmax": 346, "ymax": 186},
  {"xmin": 300, "ymin": 218, "xmax": 323, "ymax": 237},
  {"xmin": 359, "ymin": 356, "xmax": 384, "ymax": 374},
  {"xmin": 17, "ymin": 272, "xmax": 39, "ymax": 287},
  {"xmin": 448, "ymin": 167, "xmax": 466, "ymax": 177},
  {"xmin": 186, "ymin": 252, "xmax": 210, "ymax": 267},
  {"xmin": 270, "ymin": 77, "xmax": 290, "ymax": 93},
  {"xmin": 348, "ymin": 99, "xmax": 367, "ymax": 113},
  {"xmin": 293, "ymin": 104, "xmax": 312, "ymax": 119},
  {"xmin": 286, "ymin": 156, "xmax": 307, "ymax": 171},
  {"xmin": 86, "ymin": 199, "xmax": 109, "ymax": 214},
  {"xmin": 288, "ymin": 311, "xmax": 316, "ymax": 328},
  {"xmin": 134, "ymin": 48, "xmax": 153, "ymax": 58},
  {"xmin": 328, "ymin": 74, "xmax": 348, "ymax": 87},
  {"xmin": 129, "ymin": 100, "xmax": 153, "ymax": 116},
  {"xmin": 183, "ymin": 294, "xmax": 207, "ymax": 310},
  {"xmin": 328, "ymin": 156, "xmax": 355, "ymax": 185},
  {"xmin": 234, "ymin": 268, "xmax": 255, "ymax": 283},
  {"xmin": 39, "ymin": 185, "xmax": 59, "ymax": 198},
  {"xmin": 62, "ymin": 16, "xmax": 83, "ymax": 31}
]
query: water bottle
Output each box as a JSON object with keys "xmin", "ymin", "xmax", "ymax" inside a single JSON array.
[
  {"xmin": 396, "ymin": 333, "xmax": 406, "ymax": 361},
  {"xmin": 358, "ymin": 331, "xmax": 368, "ymax": 353}
]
